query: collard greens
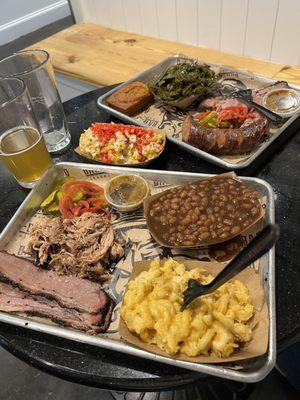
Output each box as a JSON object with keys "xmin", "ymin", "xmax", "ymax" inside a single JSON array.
[{"xmin": 150, "ymin": 62, "xmax": 217, "ymax": 102}]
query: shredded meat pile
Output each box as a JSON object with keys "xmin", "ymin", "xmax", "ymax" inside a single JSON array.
[{"xmin": 29, "ymin": 212, "xmax": 124, "ymax": 281}]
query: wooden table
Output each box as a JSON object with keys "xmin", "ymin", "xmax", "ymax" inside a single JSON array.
[{"xmin": 28, "ymin": 23, "xmax": 300, "ymax": 87}]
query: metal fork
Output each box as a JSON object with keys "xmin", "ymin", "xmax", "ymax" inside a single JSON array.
[{"xmin": 182, "ymin": 224, "xmax": 279, "ymax": 310}]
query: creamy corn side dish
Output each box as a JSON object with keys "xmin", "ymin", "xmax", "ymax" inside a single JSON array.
[
  {"xmin": 121, "ymin": 258, "xmax": 254, "ymax": 358},
  {"xmin": 79, "ymin": 123, "xmax": 165, "ymax": 164}
]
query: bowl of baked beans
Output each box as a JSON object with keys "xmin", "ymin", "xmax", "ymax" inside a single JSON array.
[{"xmin": 144, "ymin": 175, "xmax": 263, "ymax": 248}]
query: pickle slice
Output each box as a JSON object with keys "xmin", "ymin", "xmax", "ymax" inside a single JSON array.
[
  {"xmin": 45, "ymin": 203, "xmax": 60, "ymax": 213},
  {"xmin": 71, "ymin": 190, "xmax": 84, "ymax": 202},
  {"xmin": 40, "ymin": 189, "xmax": 59, "ymax": 209}
]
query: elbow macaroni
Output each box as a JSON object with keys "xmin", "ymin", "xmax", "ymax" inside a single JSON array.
[{"xmin": 121, "ymin": 258, "xmax": 254, "ymax": 358}]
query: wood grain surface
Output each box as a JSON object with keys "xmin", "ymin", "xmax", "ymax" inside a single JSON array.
[{"xmin": 27, "ymin": 23, "xmax": 300, "ymax": 87}]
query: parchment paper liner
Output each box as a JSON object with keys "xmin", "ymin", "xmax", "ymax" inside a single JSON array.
[
  {"xmin": 144, "ymin": 172, "xmax": 265, "ymax": 249},
  {"xmin": 163, "ymin": 94, "xmax": 203, "ymax": 109},
  {"xmin": 3, "ymin": 167, "xmax": 266, "ymax": 347},
  {"xmin": 119, "ymin": 258, "xmax": 269, "ymax": 364}
]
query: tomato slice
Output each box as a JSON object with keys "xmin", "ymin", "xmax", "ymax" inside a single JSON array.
[
  {"xmin": 61, "ymin": 179, "xmax": 76, "ymax": 193},
  {"xmin": 72, "ymin": 199, "xmax": 90, "ymax": 217},
  {"xmin": 57, "ymin": 179, "xmax": 108, "ymax": 219},
  {"xmin": 59, "ymin": 194, "xmax": 74, "ymax": 219},
  {"xmin": 86, "ymin": 197, "xmax": 101, "ymax": 206},
  {"xmin": 62, "ymin": 180, "xmax": 103, "ymax": 195}
]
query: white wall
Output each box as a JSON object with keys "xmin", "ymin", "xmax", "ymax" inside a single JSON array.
[
  {"xmin": 70, "ymin": 0, "xmax": 300, "ymax": 66},
  {"xmin": 0, "ymin": 0, "xmax": 71, "ymax": 45}
]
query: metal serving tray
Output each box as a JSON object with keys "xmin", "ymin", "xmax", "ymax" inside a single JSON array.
[
  {"xmin": 0, "ymin": 162, "xmax": 276, "ymax": 383},
  {"xmin": 97, "ymin": 55, "xmax": 300, "ymax": 170}
]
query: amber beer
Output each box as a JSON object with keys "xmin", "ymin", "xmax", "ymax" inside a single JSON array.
[{"xmin": 0, "ymin": 126, "xmax": 52, "ymax": 188}]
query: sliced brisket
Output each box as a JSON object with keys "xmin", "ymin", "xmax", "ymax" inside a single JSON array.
[
  {"xmin": 99, "ymin": 297, "xmax": 115, "ymax": 332},
  {"xmin": 0, "ymin": 252, "xmax": 107, "ymax": 314},
  {"xmin": 0, "ymin": 282, "xmax": 103, "ymax": 332}
]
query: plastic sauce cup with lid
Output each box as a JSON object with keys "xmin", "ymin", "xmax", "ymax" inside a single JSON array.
[
  {"xmin": 105, "ymin": 174, "xmax": 150, "ymax": 212},
  {"xmin": 262, "ymin": 88, "xmax": 300, "ymax": 119}
]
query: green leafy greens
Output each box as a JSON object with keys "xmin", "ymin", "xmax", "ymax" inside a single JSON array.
[{"xmin": 150, "ymin": 61, "xmax": 217, "ymax": 102}]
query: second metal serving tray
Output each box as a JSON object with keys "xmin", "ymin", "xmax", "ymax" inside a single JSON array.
[
  {"xmin": 0, "ymin": 162, "xmax": 276, "ymax": 383},
  {"xmin": 97, "ymin": 55, "xmax": 300, "ymax": 170}
]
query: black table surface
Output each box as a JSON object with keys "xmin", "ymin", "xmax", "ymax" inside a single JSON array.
[{"xmin": 0, "ymin": 85, "xmax": 300, "ymax": 391}]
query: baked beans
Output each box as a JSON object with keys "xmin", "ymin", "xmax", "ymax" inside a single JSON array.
[{"xmin": 146, "ymin": 177, "xmax": 261, "ymax": 247}]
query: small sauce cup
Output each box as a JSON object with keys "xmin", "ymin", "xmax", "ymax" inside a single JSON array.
[
  {"xmin": 105, "ymin": 174, "xmax": 150, "ymax": 212},
  {"xmin": 262, "ymin": 88, "xmax": 300, "ymax": 118}
]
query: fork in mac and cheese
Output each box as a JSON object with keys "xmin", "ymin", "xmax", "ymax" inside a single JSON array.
[{"xmin": 121, "ymin": 258, "xmax": 254, "ymax": 358}]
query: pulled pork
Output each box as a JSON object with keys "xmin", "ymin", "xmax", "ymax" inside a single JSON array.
[{"xmin": 29, "ymin": 212, "xmax": 124, "ymax": 281}]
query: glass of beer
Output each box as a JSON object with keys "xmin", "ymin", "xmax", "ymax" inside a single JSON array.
[
  {"xmin": 0, "ymin": 50, "xmax": 71, "ymax": 153},
  {"xmin": 0, "ymin": 77, "xmax": 52, "ymax": 188}
]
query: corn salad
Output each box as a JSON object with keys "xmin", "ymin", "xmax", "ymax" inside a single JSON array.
[{"xmin": 79, "ymin": 123, "xmax": 165, "ymax": 164}]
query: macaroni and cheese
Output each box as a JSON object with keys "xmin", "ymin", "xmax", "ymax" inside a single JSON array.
[{"xmin": 121, "ymin": 258, "xmax": 254, "ymax": 358}]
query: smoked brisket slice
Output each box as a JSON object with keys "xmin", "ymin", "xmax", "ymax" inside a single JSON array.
[
  {"xmin": 0, "ymin": 282, "xmax": 102, "ymax": 332},
  {"xmin": 0, "ymin": 252, "xmax": 107, "ymax": 314},
  {"xmin": 99, "ymin": 297, "xmax": 115, "ymax": 332},
  {"xmin": 0, "ymin": 282, "xmax": 115, "ymax": 333}
]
